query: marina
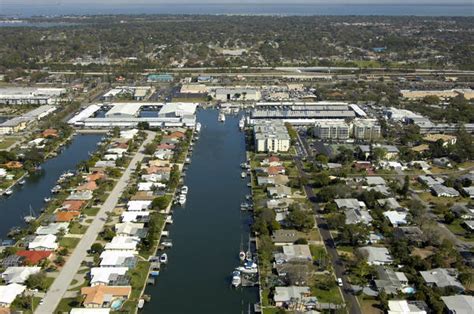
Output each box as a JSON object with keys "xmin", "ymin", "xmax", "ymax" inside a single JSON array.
[{"xmin": 142, "ymin": 109, "xmax": 259, "ymax": 313}]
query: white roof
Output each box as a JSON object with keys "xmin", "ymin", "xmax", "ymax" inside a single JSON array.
[
  {"xmin": 388, "ymin": 300, "xmax": 427, "ymax": 314},
  {"xmin": 0, "ymin": 283, "xmax": 26, "ymax": 305},
  {"xmin": 120, "ymin": 128, "xmax": 139, "ymax": 139},
  {"xmin": 282, "ymin": 244, "xmax": 312, "ymax": 261},
  {"xmin": 105, "ymin": 103, "xmax": 142, "ymax": 117},
  {"xmin": 70, "ymin": 309, "xmax": 111, "ymax": 314},
  {"xmin": 274, "ymin": 286, "xmax": 310, "ymax": 302},
  {"xmin": 121, "ymin": 211, "xmax": 150, "ymax": 222},
  {"xmin": 2, "ymin": 267, "xmax": 41, "ymax": 284},
  {"xmin": 138, "ymin": 182, "xmax": 155, "ymax": 191},
  {"xmin": 28, "ymin": 234, "xmax": 58, "ymax": 250},
  {"xmin": 383, "ymin": 211, "xmax": 408, "ymax": 226},
  {"xmin": 90, "ymin": 267, "xmax": 128, "ymax": 286},
  {"xmin": 68, "ymin": 104, "xmax": 102, "ymax": 124},
  {"xmin": 100, "ymin": 251, "xmax": 136, "ymax": 267},
  {"xmin": 35, "ymin": 223, "xmax": 69, "ymax": 235},
  {"xmin": 115, "ymin": 222, "xmax": 145, "ymax": 235},
  {"xmin": 127, "ymin": 200, "xmax": 152, "ymax": 211},
  {"xmin": 104, "ymin": 236, "xmax": 140, "ymax": 251},
  {"xmin": 158, "ymin": 102, "xmax": 198, "ymax": 117},
  {"xmin": 441, "ymin": 295, "xmax": 474, "ymax": 314}
]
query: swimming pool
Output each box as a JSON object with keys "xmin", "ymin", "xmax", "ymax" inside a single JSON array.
[{"xmin": 111, "ymin": 299, "xmax": 124, "ymax": 310}]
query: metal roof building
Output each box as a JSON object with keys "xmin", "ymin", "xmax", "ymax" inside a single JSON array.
[{"xmin": 105, "ymin": 103, "xmax": 143, "ymax": 118}]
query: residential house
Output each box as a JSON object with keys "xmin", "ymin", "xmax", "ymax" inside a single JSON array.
[
  {"xmin": 0, "ymin": 283, "xmax": 26, "ymax": 308},
  {"xmin": 55, "ymin": 211, "xmax": 80, "ymax": 222},
  {"xmin": 378, "ymin": 198, "xmax": 402, "ymax": 210},
  {"xmin": 35, "ymin": 222, "xmax": 69, "ymax": 235},
  {"xmin": 387, "ymin": 300, "xmax": 427, "ymax": 314},
  {"xmin": 267, "ymin": 185, "xmax": 292, "ymax": 199},
  {"xmin": 127, "ymin": 200, "xmax": 151, "ymax": 211},
  {"xmin": 271, "ymin": 229, "xmax": 305, "ymax": 246},
  {"xmin": 80, "ymin": 285, "xmax": 131, "ymax": 308},
  {"xmin": 281, "ymin": 244, "xmax": 312, "ymax": 262},
  {"xmin": 257, "ymin": 176, "xmax": 275, "ymax": 186},
  {"xmin": 67, "ymin": 190, "xmax": 93, "ymax": 201},
  {"xmin": 121, "ymin": 211, "xmax": 150, "ymax": 223},
  {"xmin": 418, "ymin": 175, "xmax": 444, "ymax": 187},
  {"xmin": 383, "ymin": 211, "xmax": 408, "ymax": 227},
  {"xmin": 90, "ymin": 267, "xmax": 129, "ymax": 286},
  {"xmin": 115, "ymin": 223, "xmax": 148, "ymax": 238},
  {"xmin": 16, "ymin": 251, "xmax": 52, "ymax": 266},
  {"xmin": 104, "ymin": 236, "xmax": 140, "ymax": 251},
  {"xmin": 1, "ymin": 255, "xmax": 24, "ymax": 268},
  {"xmin": 99, "ymin": 251, "xmax": 137, "ymax": 268},
  {"xmin": 358, "ymin": 246, "xmax": 393, "ymax": 265},
  {"xmin": 28, "ymin": 234, "xmax": 58, "ymax": 251},
  {"xmin": 394, "ymin": 227, "xmax": 424, "ymax": 246},
  {"xmin": 374, "ymin": 266, "xmax": 409, "ymax": 294},
  {"xmin": 61, "ymin": 200, "xmax": 86, "ymax": 212},
  {"xmin": 273, "ymin": 286, "xmax": 314, "ymax": 309},
  {"xmin": 431, "ymin": 184, "xmax": 460, "ymax": 198},
  {"xmin": 335, "ymin": 199, "xmax": 372, "ymax": 225},
  {"xmin": 1, "ymin": 266, "xmax": 41, "ymax": 284},
  {"xmin": 420, "ymin": 268, "xmax": 465, "ymax": 292},
  {"xmin": 441, "ymin": 295, "xmax": 474, "ymax": 314}
]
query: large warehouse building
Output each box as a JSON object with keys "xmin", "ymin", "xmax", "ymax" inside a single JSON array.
[{"xmin": 0, "ymin": 88, "xmax": 66, "ymax": 105}]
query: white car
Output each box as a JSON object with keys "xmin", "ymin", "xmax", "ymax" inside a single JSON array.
[{"xmin": 337, "ymin": 278, "xmax": 343, "ymax": 287}]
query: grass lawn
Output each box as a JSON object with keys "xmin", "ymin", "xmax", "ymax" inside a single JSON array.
[
  {"xmin": 83, "ymin": 206, "xmax": 100, "ymax": 216},
  {"xmin": 0, "ymin": 137, "xmax": 17, "ymax": 149},
  {"xmin": 44, "ymin": 276, "xmax": 56, "ymax": 289},
  {"xmin": 311, "ymin": 275, "xmax": 343, "ymax": 304},
  {"xmin": 337, "ymin": 245, "xmax": 355, "ymax": 260},
  {"xmin": 261, "ymin": 288, "xmax": 272, "ymax": 306},
  {"xmin": 55, "ymin": 297, "xmax": 81, "ymax": 313},
  {"xmin": 130, "ymin": 261, "xmax": 150, "ymax": 299},
  {"xmin": 60, "ymin": 237, "xmax": 80, "ymax": 249},
  {"xmin": 308, "ymin": 229, "xmax": 322, "ymax": 242},
  {"xmin": 115, "ymin": 300, "xmax": 138, "ymax": 313},
  {"xmin": 418, "ymin": 192, "xmax": 462, "ymax": 206},
  {"xmin": 358, "ymin": 296, "xmax": 383, "ymax": 314},
  {"xmin": 69, "ymin": 222, "xmax": 88, "ymax": 234}
]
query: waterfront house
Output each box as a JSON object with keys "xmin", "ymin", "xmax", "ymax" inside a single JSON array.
[
  {"xmin": 104, "ymin": 236, "xmax": 140, "ymax": 252},
  {"xmin": 127, "ymin": 200, "xmax": 152, "ymax": 211},
  {"xmin": 441, "ymin": 295, "xmax": 474, "ymax": 314},
  {"xmin": 121, "ymin": 211, "xmax": 150, "ymax": 223},
  {"xmin": 0, "ymin": 283, "xmax": 26, "ymax": 308},
  {"xmin": 55, "ymin": 211, "xmax": 80, "ymax": 222},
  {"xmin": 90, "ymin": 267, "xmax": 129, "ymax": 286},
  {"xmin": 36, "ymin": 223, "xmax": 69, "ymax": 236},
  {"xmin": 257, "ymin": 176, "xmax": 275, "ymax": 186},
  {"xmin": 262, "ymin": 156, "xmax": 282, "ymax": 167},
  {"xmin": 28, "ymin": 234, "xmax": 58, "ymax": 251},
  {"xmin": 61, "ymin": 200, "xmax": 86, "ymax": 212},
  {"xmin": 420, "ymin": 268, "xmax": 465, "ymax": 292},
  {"xmin": 148, "ymin": 160, "xmax": 170, "ymax": 168},
  {"xmin": 3, "ymin": 161, "xmax": 22, "ymax": 169},
  {"xmin": 267, "ymin": 166, "xmax": 286, "ymax": 176},
  {"xmin": 273, "ymin": 286, "xmax": 313, "ymax": 309},
  {"xmin": 94, "ymin": 160, "xmax": 116, "ymax": 169},
  {"xmin": 1, "ymin": 255, "xmax": 24, "ymax": 268},
  {"xmin": 77, "ymin": 181, "xmax": 98, "ymax": 192},
  {"xmin": 80, "ymin": 285, "xmax": 131, "ymax": 308},
  {"xmin": 271, "ymin": 229, "xmax": 305, "ymax": 246},
  {"xmin": 267, "ymin": 185, "xmax": 292, "ymax": 199},
  {"xmin": 281, "ymin": 244, "xmax": 312, "ymax": 262},
  {"xmin": 358, "ymin": 246, "xmax": 393, "ymax": 265},
  {"xmin": 41, "ymin": 128, "xmax": 58, "ymax": 138},
  {"xmin": 267, "ymin": 199, "xmax": 293, "ymax": 209},
  {"xmin": 16, "ymin": 250, "xmax": 53, "ymax": 266},
  {"xmin": 67, "ymin": 190, "xmax": 94, "ymax": 201},
  {"xmin": 99, "ymin": 251, "xmax": 137, "ymax": 268},
  {"xmin": 163, "ymin": 131, "xmax": 185, "ymax": 140},
  {"xmin": 86, "ymin": 171, "xmax": 106, "ymax": 182},
  {"xmin": 1, "ymin": 266, "xmax": 41, "ymax": 284},
  {"xmin": 115, "ymin": 223, "xmax": 148, "ymax": 238}
]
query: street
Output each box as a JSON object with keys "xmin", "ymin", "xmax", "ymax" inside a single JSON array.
[{"xmin": 35, "ymin": 131, "xmax": 154, "ymax": 314}]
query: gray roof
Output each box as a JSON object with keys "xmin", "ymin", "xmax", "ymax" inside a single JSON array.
[
  {"xmin": 420, "ymin": 268, "xmax": 464, "ymax": 291},
  {"xmin": 378, "ymin": 198, "xmax": 401, "ymax": 210},
  {"xmin": 441, "ymin": 295, "xmax": 474, "ymax": 314},
  {"xmin": 271, "ymin": 229, "xmax": 305, "ymax": 244},
  {"xmin": 335, "ymin": 198, "xmax": 361, "ymax": 210},
  {"xmin": 358, "ymin": 246, "xmax": 393, "ymax": 264},
  {"xmin": 431, "ymin": 184, "xmax": 460, "ymax": 197},
  {"xmin": 374, "ymin": 266, "xmax": 408, "ymax": 294},
  {"xmin": 365, "ymin": 176, "xmax": 387, "ymax": 186}
]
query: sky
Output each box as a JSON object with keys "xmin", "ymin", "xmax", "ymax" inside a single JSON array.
[{"xmin": 2, "ymin": 0, "xmax": 471, "ymax": 4}]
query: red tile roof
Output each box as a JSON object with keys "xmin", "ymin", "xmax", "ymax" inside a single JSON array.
[
  {"xmin": 61, "ymin": 200, "xmax": 85, "ymax": 212},
  {"xmin": 16, "ymin": 250, "xmax": 53, "ymax": 265}
]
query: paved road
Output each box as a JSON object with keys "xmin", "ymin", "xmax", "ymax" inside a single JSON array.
[
  {"xmin": 35, "ymin": 131, "xmax": 154, "ymax": 314},
  {"xmin": 294, "ymin": 134, "xmax": 361, "ymax": 314}
]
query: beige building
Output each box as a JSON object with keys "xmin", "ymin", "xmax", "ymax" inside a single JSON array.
[{"xmin": 254, "ymin": 120, "xmax": 290, "ymax": 153}]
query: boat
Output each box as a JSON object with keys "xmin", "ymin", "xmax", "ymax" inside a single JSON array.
[
  {"xmin": 241, "ymin": 172, "xmax": 247, "ymax": 178},
  {"xmin": 231, "ymin": 270, "xmax": 241, "ymax": 288},
  {"xmin": 178, "ymin": 195, "xmax": 187, "ymax": 206},
  {"xmin": 239, "ymin": 251, "xmax": 246, "ymax": 262},
  {"xmin": 3, "ymin": 189, "xmax": 13, "ymax": 196},
  {"xmin": 159, "ymin": 253, "xmax": 168, "ymax": 264},
  {"xmin": 195, "ymin": 122, "xmax": 202, "ymax": 133},
  {"xmin": 218, "ymin": 112, "xmax": 226, "ymax": 122},
  {"xmin": 181, "ymin": 185, "xmax": 189, "ymax": 195},
  {"xmin": 51, "ymin": 185, "xmax": 61, "ymax": 193},
  {"xmin": 162, "ymin": 240, "xmax": 173, "ymax": 248},
  {"xmin": 236, "ymin": 261, "xmax": 258, "ymax": 274},
  {"xmin": 239, "ymin": 117, "xmax": 245, "ymax": 130},
  {"xmin": 138, "ymin": 299, "xmax": 145, "ymax": 309},
  {"xmin": 24, "ymin": 205, "xmax": 36, "ymax": 223},
  {"xmin": 165, "ymin": 216, "xmax": 174, "ymax": 224},
  {"xmin": 18, "ymin": 179, "xmax": 26, "ymax": 185},
  {"xmin": 44, "ymin": 197, "xmax": 51, "ymax": 202}
]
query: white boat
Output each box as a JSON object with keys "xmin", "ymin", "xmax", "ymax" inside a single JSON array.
[
  {"xmin": 24, "ymin": 205, "xmax": 36, "ymax": 223},
  {"xmin": 231, "ymin": 270, "xmax": 241, "ymax": 287},
  {"xmin": 165, "ymin": 216, "xmax": 174, "ymax": 224},
  {"xmin": 44, "ymin": 197, "xmax": 51, "ymax": 202},
  {"xmin": 181, "ymin": 186, "xmax": 189, "ymax": 195},
  {"xmin": 159, "ymin": 253, "xmax": 168, "ymax": 264},
  {"xmin": 218, "ymin": 112, "xmax": 226, "ymax": 122},
  {"xmin": 138, "ymin": 299, "xmax": 145, "ymax": 309},
  {"xmin": 241, "ymin": 172, "xmax": 247, "ymax": 178},
  {"xmin": 195, "ymin": 122, "xmax": 202, "ymax": 133},
  {"xmin": 239, "ymin": 118, "xmax": 245, "ymax": 130},
  {"xmin": 178, "ymin": 195, "xmax": 187, "ymax": 206},
  {"xmin": 18, "ymin": 180, "xmax": 26, "ymax": 185},
  {"xmin": 3, "ymin": 189, "xmax": 13, "ymax": 196},
  {"xmin": 162, "ymin": 240, "xmax": 173, "ymax": 248},
  {"xmin": 51, "ymin": 185, "xmax": 61, "ymax": 193},
  {"xmin": 239, "ymin": 251, "xmax": 246, "ymax": 262}
]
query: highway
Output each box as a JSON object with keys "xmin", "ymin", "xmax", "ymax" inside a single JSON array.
[{"xmin": 35, "ymin": 131, "xmax": 154, "ymax": 314}]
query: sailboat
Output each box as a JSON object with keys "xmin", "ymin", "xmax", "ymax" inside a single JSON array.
[
  {"xmin": 245, "ymin": 236, "xmax": 252, "ymax": 261},
  {"xmin": 24, "ymin": 205, "xmax": 37, "ymax": 223},
  {"xmin": 239, "ymin": 236, "xmax": 246, "ymax": 262}
]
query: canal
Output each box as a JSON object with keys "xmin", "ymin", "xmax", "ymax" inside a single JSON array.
[
  {"xmin": 143, "ymin": 109, "xmax": 259, "ymax": 313},
  {"xmin": 0, "ymin": 134, "xmax": 102, "ymax": 238}
]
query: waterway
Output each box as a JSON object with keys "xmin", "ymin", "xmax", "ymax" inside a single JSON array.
[
  {"xmin": 0, "ymin": 134, "xmax": 102, "ymax": 239},
  {"xmin": 143, "ymin": 109, "xmax": 259, "ymax": 313}
]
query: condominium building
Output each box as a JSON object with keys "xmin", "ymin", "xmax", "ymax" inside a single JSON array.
[
  {"xmin": 254, "ymin": 121, "xmax": 290, "ymax": 153},
  {"xmin": 352, "ymin": 119, "xmax": 381, "ymax": 140},
  {"xmin": 313, "ymin": 119, "xmax": 350, "ymax": 140}
]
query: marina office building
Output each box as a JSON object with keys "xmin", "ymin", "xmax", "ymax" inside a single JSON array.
[{"xmin": 253, "ymin": 120, "xmax": 291, "ymax": 153}]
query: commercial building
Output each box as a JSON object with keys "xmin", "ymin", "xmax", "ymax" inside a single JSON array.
[
  {"xmin": 313, "ymin": 119, "xmax": 350, "ymax": 140},
  {"xmin": 0, "ymin": 87, "xmax": 66, "ymax": 105},
  {"xmin": 102, "ymin": 86, "xmax": 153, "ymax": 101},
  {"xmin": 253, "ymin": 120, "xmax": 290, "ymax": 153},
  {"xmin": 401, "ymin": 89, "xmax": 474, "ymax": 100},
  {"xmin": 214, "ymin": 87, "xmax": 261, "ymax": 101},
  {"xmin": 0, "ymin": 105, "xmax": 57, "ymax": 135},
  {"xmin": 411, "ymin": 118, "xmax": 474, "ymax": 134},
  {"xmin": 352, "ymin": 118, "xmax": 381, "ymax": 140}
]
